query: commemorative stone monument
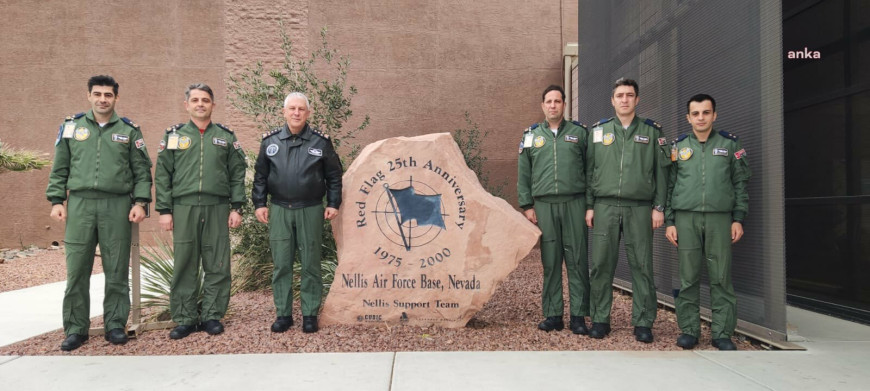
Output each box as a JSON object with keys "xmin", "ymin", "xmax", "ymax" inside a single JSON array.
[{"xmin": 321, "ymin": 133, "xmax": 540, "ymax": 327}]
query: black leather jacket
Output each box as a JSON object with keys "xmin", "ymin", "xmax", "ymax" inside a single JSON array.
[{"xmin": 252, "ymin": 124, "xmax": 342, "ymax": 209}]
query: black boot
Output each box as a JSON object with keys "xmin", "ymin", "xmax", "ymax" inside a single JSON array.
[
  {"xmin": 537, "ymin": 316, "xmax": 564, "ymax": 332},
  {"xmin": 676, "ymin": 334, "xmax": 698, "ymax": 349},
  {"xmin": 169, "ymin": 324, "xmax": 198, "ymax": 340},
  {"xmin": 202, "ymin": 319, "xmax": 225, "ymax": 335},
  {"xmin": 271, "ymin": 316, "xmax": 293, "ymax": 333},
  {"xmin": 104, "ymin": 328, "xmax": 128, "ymax": 345},
  {"xmin": 302, "ymin": 316, "xmax": 319, "ymax": 333},
  {"xmin": 60, "ymin": 334, "xmax": 88, "ymax": 351},
  {"xmin": 569, "ymin": 316, "xmax": 589, "ymax": 335},
  {"xmin": 588, "ymin": 322, "xmax": 611, "ymax": 339},
  {"xmin": 712, "ymin": 338, "xmax": 737, "ymax": 351},
  {"xmin": 634, "ymin": 326, "xmax": 654, "ymax": 343}
]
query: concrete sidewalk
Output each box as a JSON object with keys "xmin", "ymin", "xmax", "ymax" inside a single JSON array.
[{"xmin": 2, "ymin": 280, "xmax": 870, "ymax": 390}]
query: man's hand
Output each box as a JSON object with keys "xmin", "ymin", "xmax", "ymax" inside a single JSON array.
[
  {"xmin": 50, "ymin": 204, "xmax": 66, "ymax": 222},
  {"xmin": 585, "ymin": 210, "xmax": 594, "ymax": 228},
  {"xmin": 324, "ymin": 207, "xmax": 338, "ymax": 220},
  {"xmin": 228, "ymin": 210, "xmax": 242, "ymax": 228},
  {"xmin": 255, "ymin": 207, "xmax": 269, "ymax": 224},
  {"xmin": 652, "ymin": 210, "xmax": 664, "ymax": 229},
  {"xmin": 523, "ymin": 208, "xmax": 537, "ymax": 224},
  {"xmin": 159, "ymin": 214, "xmax": 173, "ymax": 231},
  {"xmin": 129, "ymin": 205, "xmax": 146, "ymax": 223},
  {"xmin": 731, "ymin": 222, "xmax": 744, "ymax": 243},
  {"xmin": 665, "ymin": 226, "xmax": 678, "ymax": 247}
]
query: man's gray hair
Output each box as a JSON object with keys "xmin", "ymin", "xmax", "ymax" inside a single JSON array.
[
  {"xmin": 185, "ymin": 83, "xmax": 214, "ymax": 101},
  {"xmin": 283, "ymin": 92, "xmax": 310, "ymax": 110}
]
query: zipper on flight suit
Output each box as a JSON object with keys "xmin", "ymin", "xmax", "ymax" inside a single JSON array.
[
  {"xmin": 94, "ymin": 126, "xmax": 102, "ymax": 188},
  {"xmin": 617, "ymin": 126, "xmax": 626, "ymax": 206},
  {"xmin": 552, "ymin": 128, "xmax": 559, "ymax": 194},
  {"xmin": 701, "ymin": 139, "xmax": 706, "ymax": 212},
  {"xmin": 199, "ymin": 132, "xmax": 204, "ymax": 203}
]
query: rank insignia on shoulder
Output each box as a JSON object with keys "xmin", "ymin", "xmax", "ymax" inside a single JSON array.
[
  {"xmin": 676, "ymin": 134, "xmax": 689, "ymax": 142},
  {"xmin": 64, "ymin": 113, "xmax": 85, "ymax": 122},
  {"xmin": 644, "ymin": 118, "xmax": 662, "ymax": 130},
  {"xmin": 121, "ymin": 117, "xmax": 139, "ymax": 128},
  {"xmin": 310, "ymin": 127, "xmax": 330, "ymax": 139},
  {"xmin": 565, "ymin": 135, "xmax": 579, "ymax": 143},
  {"xmin": 719, "ymin": 130, "xmax": 738, "ymax": 140},
  {"xmin": 571, "ymin": 120, "xmax": 587, "ymax": 129},
  {"xmin": 713, "ymin": 148, "xmax": 728, "ymax": 156},
  {"xmin": 529, "ymin": 123, "xmax": 539, "ymax": 131},
  {"xmin": 166, "ymin": 123, "xmax": 184, "ymax": 133},
  {"xmin": 262, "ymin": 128, "xmax": 282, "ymax": 140},
  {"xmin": 734, "ymin": 148, "xmax": 747, "ymax": 159},
  {"xmin": 592, "ymin": 117, "xmax": 613, "ymax": 128},
  {"xmin": 215, "ymin": 123, "xmax": 234, "ymax": 133}
]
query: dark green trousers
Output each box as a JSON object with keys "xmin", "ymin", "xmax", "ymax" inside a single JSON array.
[
  {"xmin": 170, "ymin": 204, "xmax": 231, "ymax": 326},
  {"xmin": 534, "ymin": 196, "xmax": 589, "ymax": 317},
  {"xmin": 589, "ymin": 201, "xmax": 658, "ymax": 327},
  {"xmin": 269, "ymin": 204, "xmax": 324, "ymax": 316},
  {"xmin": 674, "ymin": 211, "xmax": 736, "ymax": 339},
  {"xmin": 63, "ymin": 193, "xmax": 131, "ymax": 336}
]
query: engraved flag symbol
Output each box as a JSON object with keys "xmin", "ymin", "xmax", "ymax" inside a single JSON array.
[{"xmin": 385, "ymin": 184, "xmax": 445, "ymax": 250}]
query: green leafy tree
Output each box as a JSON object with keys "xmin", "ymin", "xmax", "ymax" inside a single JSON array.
[
  {"xmin": 452, "ymin": 112, "xmax": 506, "ymax": 197},
  {"xmin": 228, "ymin": 23, "xmax": 368, "ymax": 293}
]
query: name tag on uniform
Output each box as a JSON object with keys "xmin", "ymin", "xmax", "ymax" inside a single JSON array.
[
  {"xmin": 166, "ymin": 134, "xmax": 179, "ymax": 150},
  {"xmin": 634, "ymin": 135, "xmax": 650, "ymax": 144},
  {"xmin": 308, "ymin": 147, "xmax": 323, "ymax": 157},
  {"xmin": 565, "ymin": 135, "xmax": 578, "ymax": 143},
  {"xmin": 593, "ymin": 128, "xmax": 603, "ymax": 143},
  {"xmin": 112, "ymin": 134, "xmax": 129, "ymax": 143},
  {"xmin": 523, "ymin": 133, "xmax": 533, "ymax": 148},
  {"xmin": 213, "ymin": 137, "xmax": 227, "ymax": 147},
  {"xmin": 713, "ymin": 148, "xmax": 728, "ymax": 156},
  {"xmin": 62, "ymin": 122, "xmax": 75, "ymax": 139}
]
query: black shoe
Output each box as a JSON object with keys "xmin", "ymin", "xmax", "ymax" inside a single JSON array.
[
  {"xmin": 104, "ymin": 328, "xmax": 128, "ymax": 345},
  {"xmin": 60, "ymin": 333, "xmax": 88, "ymax": 351},
  {"xmin": 676, "ymin": 333, "xmax": 699, "ymax": 349},
  {"xmin": 634, "ymin": 326, "xmax": 654, "ymax": 343},
  {"xmin": 302, "ymin": 316, "xmax": 319, "ymax": 333},
  {"xmin": 202, "ymin": 319, "xmax": 224, "ymax": 335},
  {"xmin": 537, "ymin": 316, "xmax": 564, "ymax": 332},
  {"xmin": 570, "ymin": 316, "xmax": 589, "ymax": 335},
  {"xmin": 169, "ymin": 324, "xmax": 198, "ymax": 340},
  {"xmin": 271, "ymin": 316, "xmax": 293, "ymax": 333},
  {"xmin": 712, "ymin": 338, "xmax": 737, "ymax": 351},
  {"xmin": 588, "ymin": 322, "xmax": 611, "ymax": 339}
]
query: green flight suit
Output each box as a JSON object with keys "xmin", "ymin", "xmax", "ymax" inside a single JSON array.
[
  {"xmin": 46, "ymin": 111, "xmax": 153, "ymax": 336},
  {"xmin": 585, "ymin": 116, "xmax": 670, "ymax": 327},
  {"xmin": 666, "ymin": 130, "xmax": 751, "ymax": 339},
  {"xmin": 517, "ymin": 119, "xmax": 590, "ymax": 318},
  {"xmin": 154, "ymin": 121, "xmax": 247, "ymax": 326}
]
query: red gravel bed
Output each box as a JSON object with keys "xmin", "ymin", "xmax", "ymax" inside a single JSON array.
[
  {"xmin": 0, "ymin": 248, "xmax": 104, "ymax": 293},
  {"xmin": 0, "ymin": 250, "xmax": 757, "ymax": 355}
]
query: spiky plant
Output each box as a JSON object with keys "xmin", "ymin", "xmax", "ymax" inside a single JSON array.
[{"xmin": 0, "ymin": 138, "xmax": 50, "ymax": 174}]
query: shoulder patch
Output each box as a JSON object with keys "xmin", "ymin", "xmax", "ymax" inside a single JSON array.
[
  {"xmin": 165, "ymin": 123, "xmax": 185, "ymax": 133},
  {"xmin": 718, "ymin": 130, "xmax": 738, "ymax": 140},
  {"xmin": 121, "ymin": 117, "xmax": 140, "ymax": 128},
  {"xmin": 676, "ymin": 134, "xmax": 689, "ymax": 142},
  {"xmin": 529, "ymin": 123, "xmax": 539, "ymax": 130},
  {"xmin": 592, "ymin": 117, "xmax": 613, "ymax": 127},
  {"xmin": 571, "ymin": 120, "xmax": 588, "ymax": 129},
  {"xmin": 643, "ymin": 118, "xmax": 662, "ymax": 130},
  {"xmin": 310, "ymin": 126, "xmax": 330, "ymax": 140},
  {"xmin": 215, "ymin": 123, "xmax": 234, "ymax": 133},
  {"xmin": 261, "ymin": 127, "xmax": 282, "ymax": 140}
]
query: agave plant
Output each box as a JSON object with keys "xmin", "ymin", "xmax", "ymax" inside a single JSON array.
[
  {"xmin": 0, "ymin": 138, "xmax": 50, "ymax": 174},
  {"xmin": 138, "ymin": 235, "xmax": 202, "ymax": 321}
]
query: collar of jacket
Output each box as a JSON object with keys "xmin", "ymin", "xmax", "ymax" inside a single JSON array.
[
  {"xmin": 279, "ymin": 123, "xmax": 311, "ymax": 140},
  {"xmin": 85, "ymin": 110, "xmax": 120, "ymax": 126}
]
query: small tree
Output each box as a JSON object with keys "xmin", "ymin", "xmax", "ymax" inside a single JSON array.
[
  {"xmin": 228, "ymin": 23, "xmax": 368, "ymax": 292},
  {"xmin": 0, "ymin": 138, "xmax": 50, "ymax": 174},
  {"xmin": 452, "ymin": 112, "xmax": 506, "ymax": 197}
]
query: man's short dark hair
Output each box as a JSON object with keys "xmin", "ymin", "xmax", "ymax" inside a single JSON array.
[
  {"xmin": 542, "ymin": 85, "xmax": 565, "ymax": 101},
  {"xmin": 185, "ymin": 83, "xmax": 214, "ymax": 101},
  {"xmin": 612, "ymin": 78, "xmax": 639, "ymax": 96},
  {"xmin": 88, "ymin": 75, "xmax": 119, "ymax": 95},
  {"xmin": 686, "ymin": 94, "xmax": 716, "ymax": 113}
]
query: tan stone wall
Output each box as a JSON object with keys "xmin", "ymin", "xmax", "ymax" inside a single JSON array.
[{"xmin": 0, "ymin": 0, "xmax": 575, "ymax": 247}]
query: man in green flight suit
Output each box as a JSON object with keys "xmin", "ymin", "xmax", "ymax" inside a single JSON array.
[
  {"xmin": 253, "ymin": 92, "xmax": 343, "ymax": 334},
  {"xmin": 585, "ymin": 78, "xmax": 671, "ymax": 343},
  {"xmin": 155, "ymin": 83, "xmax": 247, "ymax": 340},
  {"xmin": 665, "ymin": 94, "xmax": 751, "ymax": 351},
  {"xmin": 47, "ymin": 75, "xmax": 153, "ymax": 351},
  {"xmin": 517, "ymin": 85, "xmax": 591, "ymax": 334}
]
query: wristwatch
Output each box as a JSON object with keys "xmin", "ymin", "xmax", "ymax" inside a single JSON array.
[
  {"xmin": 231, "ymin": 208, "xmax": 242, "ymax": 215},
  {"xmin": 653, "ymin": 205, "xmax": 664, "ymax": 212}
]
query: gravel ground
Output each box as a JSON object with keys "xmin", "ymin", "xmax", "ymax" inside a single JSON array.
[
  {"xmin": 0, "ymin": 249, "xmax": 758, "ymax": 355},
  {"xmin": 0, "ymin": 247, "xmax": 103, "ymax": 293}
]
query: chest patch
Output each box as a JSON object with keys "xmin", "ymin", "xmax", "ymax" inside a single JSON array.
[
  {"xmin": 74, "ymin": 127, "xmax": 90, "ymax": 141},
  {"xmin": 112, "ymin": 134, "xmax": 129, "ymax": 144},
  {"xmin": 266, "ymin": 144, "xmax": 280, "ymax": 157},
  {"xmin": 308, "ymin": 147, "xmax": 323, "ymax": 157},
  {"xmin": 178, "ymin": 136, "xmax": 192, "ymax": 150},
  {"xmin": 602, "ymin": 133, "xmax": 615, "ymax": 146},
  {"xmin": 634, "ymin": 135, "xmax": 650, "ymax": 144},
  {"xmin": 713, "ymin": 148, "xmax": 728, "ymax": 156},
  {"xmin": 213, "ymin": 137, "xmax": 227, "ymax": 147},
  {"xmin": 533, "ymin": 135, "xmax": 545, "ymax": 148},
  {"xmin": 679, "ymin": 147, "xmax": 694, "ymax": 161},
  {"xmin": 564, "ymin": 135, "xmax": 579, "ymax": 143}
]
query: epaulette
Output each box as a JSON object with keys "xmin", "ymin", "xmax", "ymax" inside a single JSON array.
[
  {"xmin": 592, "ymin": 117, "xmax": 613, "ymax": 127},
  {"xmin": 571, "ymin": 120, "xmax": 587, "ymax": 128},
  {"xmin": 165, "ymin": 123, "xmax": 185, "ymax": 133},
  {"xmin": 64, "ymin": 113, "xmax": 85, "ymax": 121},
  {"xmin": 310, "ymin": 126, "xmax": 330, "ymax": 140},
  {"xmin": 644, "ymin": 118, "xmax": 662, "ymax": 130},
  {"xmin": 261, "ymin": 127, "xmax": 282, "ymax": 140},
  {"xmin": 121, "ymin": 117, "xmax": 140, "ymax": 128},
  {"xmin": 718, "ymin": 130, "xmax": 738, "ymax": 140},
  {"xmin": 524, "ymin": 123, "xmax": 539, "ymax": 133},
  {"xmin": 215, "ymin": 123, "xmax": 234, "ymax": 133},
  {"xmin": 676, "ymin": 134, "xmax": 689, "ymax": 142}
]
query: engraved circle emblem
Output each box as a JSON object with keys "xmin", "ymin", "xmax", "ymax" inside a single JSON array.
[
  {"xmin": 373, "ymin": 177, "xmax": 447, "ymax": 250},
  {"xmin": 602, "ymin": 133, "xmax": 615, "ymax": 146},
  {"xmin": 178, "ymin": 136, "xmax": 192, "ymax": 150},
  {"xmin": 679, "ymin": 147, "xmax": 694, "ymax": 161},
  {"xmin": 266, "ymin": 143, "xmax": 279, "ymax": 157},
  {"xmin": 73, "ymin": 127, "xmax": 90, "ymax": 141},
  {"xmin": 533, "ymin": 135, "xmax": 545, "ymax": 148}
]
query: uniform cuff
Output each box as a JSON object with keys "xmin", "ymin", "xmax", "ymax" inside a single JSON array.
[
  {"xmin": 231, "ymin": 202, "xmax": 242, "ymax": 210},
  {"xmin": 732, "ymin": 211, "xmax": 746, "ymax": 222},
  {"xmin": 49, "ymin": 197, "xmax": 65, "ymax": 205},
  {"xmin": 157, "ymin": 209, "xmax": 172, "ymax": 215}
]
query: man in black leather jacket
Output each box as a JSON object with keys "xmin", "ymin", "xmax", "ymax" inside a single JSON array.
[{"xmin": 252, "ymin": 92, "xmax": 343, "ymax": 333}]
